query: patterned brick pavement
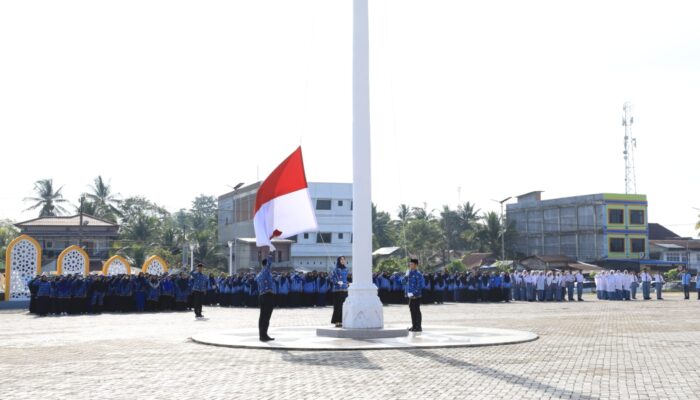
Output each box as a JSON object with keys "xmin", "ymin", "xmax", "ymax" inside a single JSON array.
[{"xmin": 2, "ymin": 292, "xmax": 699, "ymax": 400}]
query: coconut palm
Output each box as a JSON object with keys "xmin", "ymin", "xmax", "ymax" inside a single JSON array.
[
  {"xmin": 86, "ymin": 176, "xmax": 122, "ymax": 222},
  {"xmin": 24, "ymin": 179, "xmax": 69, "ymax": 217}
]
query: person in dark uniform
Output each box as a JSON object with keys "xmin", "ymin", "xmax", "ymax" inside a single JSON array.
[
  {"xmin": 190, "ymin": 263, "xmax": 208, "ymax": 318},
  {"xmin": 406, "ymin": 259, "xmax": 425, "ymax": 332},
  {"xmin": 36, "ymin": 275, "xmax": 52, "ymax": 316},
  {"xmin": 256, "ymin": 253, "xmax": 276, "ymax": 342},
  {"xmin": 330, "ymin": 256, "xmax": 349, "ymax": 327}
]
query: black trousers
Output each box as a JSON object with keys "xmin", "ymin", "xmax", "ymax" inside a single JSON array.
[
  {"xmin": 683, "ymin": 285, "xmax": 690, "ymax": 299},
  {"xmin": 259, "ymin": 292, "xmax": 275, "ymax": 338},
  {"xmin": 409, "ymin": 297, "xmax": 422, "ymax": 329},
  {"xmin": 331, "ymin": 291, "xmax": 347, "ymax": 324},
  {"xmin": 192, "ymin": 291, "xmax": 204, "ymax": 317}
]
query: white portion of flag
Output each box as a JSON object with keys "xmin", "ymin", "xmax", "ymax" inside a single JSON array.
[{"xmin": 254, "ymin": 188, "xmax": 318, "ymax": 250}]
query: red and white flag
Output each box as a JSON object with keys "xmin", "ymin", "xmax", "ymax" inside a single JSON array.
[{"xmin": 254, "ymin": 146, "xmax": 318, "ymax": 250}]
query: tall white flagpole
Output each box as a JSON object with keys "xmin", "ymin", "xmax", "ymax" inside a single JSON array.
[{"xmin": 342, "ymin": 0, "xmax": 384, "ymax": 329}]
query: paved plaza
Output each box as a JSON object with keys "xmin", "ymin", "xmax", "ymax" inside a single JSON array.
[{"xmin": 2, "ymin": 293, "xmax": 699, "ymax": 400}]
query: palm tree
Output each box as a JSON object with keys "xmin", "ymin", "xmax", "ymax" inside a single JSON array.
[
  {"xmin": 478, "ymin": 211, "xmax": 503, "ymax": 255},
  {"xmin": 397, "ymin": 204, "xmax": 412, "ymax": 225},
  {"xmin": 86, "ymin": 176, "xmax": 122, "ymax": 222},
  {"xmin": 24, "ymin": 179, "xmax": 69, "ymax": 217}
]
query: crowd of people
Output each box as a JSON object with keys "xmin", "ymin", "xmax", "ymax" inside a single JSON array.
[{"xmin": 25, "ymin": 265, "xmax": 700, "ymax": 317}]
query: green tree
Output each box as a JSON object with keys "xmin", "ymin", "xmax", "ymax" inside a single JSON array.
[
  {"xmin": 372, "ymin": 203, "xmax": 395, "ymax": 250},
  {"xmin": 373, "ymin": 257, "xmax": 407, "ymax": 274},
  {"xmin": 456, "ymin": 201, "xmax": 481, "ymax": 250},
  {"xmin": 405, "ymin": 219, "xmax": 442, "ymax": 270},
  {"xmin": 397, "ymin": 204, "xmax": 412, "ymax": 224},
  {"xmin": 477, "ymin": 211, "xmax": 503, "ymax": 256},
  {"xmin": 85, "ymin": 176, "xmax": 122, "ymax": 222},
  {"xmin": 24, "ymin": 178, "xmax": 70, "ymax": 217},
  {"xmin": 0, "ymin": 220, "xmax": 19, "ymax": 271}
]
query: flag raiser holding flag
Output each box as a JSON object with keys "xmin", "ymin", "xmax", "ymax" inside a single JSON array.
[{"xmin": 253, "ymin": 146, "xmax": 318, "ymax": 250}]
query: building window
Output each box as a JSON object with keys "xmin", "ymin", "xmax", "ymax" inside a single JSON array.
[
  {"xmin": 608, "ymin": 209, "xmax": 624, "ymax": 224},
  {"xmin": 350, "ymin": 201, "xmax": 353, "ymax": 211},
  {"xmin": 303, "ymin": 233, "xmax": 309, "ymax": 239},
  {"xmin": 609, "ymin": 238, "xmax": 625, "ymax": 253},
  {"xmin": 338, "ymin": 233, "xmax": 344, "ymax": 239},
  {"xmin": 631, "ymin": 238, "xmax": 645, "ymax": 253},
  {"xmin": 666, "ymin": 252, "xmax": 681, "ymax": 262},
  {"xmin": 338, "ymin": 200, "xmax": 344, "ymax": 207},
  {"xmin": 316, "ymin": 232, "xmax": 332, "ymax": 243},
  {"xmin": 629, "ymin": 210, "xmax": 645, "ymax": 225},
  {"xmin": 45, "ymin": 241, "xmax": 53, "ymax": 249},
  {"xmin": 316, "ymin": 199, "xmax": 331, "ymax": 210}
]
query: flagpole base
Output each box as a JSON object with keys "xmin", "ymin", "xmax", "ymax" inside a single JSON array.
[{"xmin": 342, "ymin": 283, "xmax": 384, "ymax": 329}]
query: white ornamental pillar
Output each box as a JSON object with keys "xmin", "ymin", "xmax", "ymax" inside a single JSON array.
[{"xmin": 342, "ymin": 0, "xmax": 384, "ymax": 329}]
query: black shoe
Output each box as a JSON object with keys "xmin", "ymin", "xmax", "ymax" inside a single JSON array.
[
  {"xmin": 260, "ymin": 336, "xmax": 274, "ymax": 342},
  {"xmin": 413, "ymin": 328, "xmax": 422, "ymax": 332},
  {"xmin": 407, "ymin": 327, "xmax": 415, "ymax": 331}
]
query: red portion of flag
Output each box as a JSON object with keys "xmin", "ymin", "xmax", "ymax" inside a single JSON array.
[{"xmin": 254, "ymin": 146, "xmax": 308, "ymax": 214}]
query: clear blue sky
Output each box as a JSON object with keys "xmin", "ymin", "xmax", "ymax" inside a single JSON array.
[{"xmin": 1, "ymin": 0, "xmax": 698, "ymax": 237}]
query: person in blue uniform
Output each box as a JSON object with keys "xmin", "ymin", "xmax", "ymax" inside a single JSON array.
[
  {"xmin": 330, "ymin": 256, "xmax": 349, "ymax": 327},
  {"xmin": 190, "ymin": 263, "xmax": 209, "ymax": 318},
  {"xmin": 680, "ymin": 268, "xmax": 691, "ymax": 300},
  {"xmin": 35, "ymin": 275, "xmax": 53, "ymax": 316},
  {"xmin": 406, "ymin": 259, "xmax": 424, "ymax": 332},
  {"xmin": 256, "ymin": 253, "xmax": 276, "ymax": 341}
]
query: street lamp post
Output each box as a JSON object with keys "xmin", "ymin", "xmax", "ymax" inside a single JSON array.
[
  {"xmin": 189, "ymin": 242, "xmax": 196, "ymax": 271},
  {"xmin": 227, "ymin": 241, "xmax": 234, "ymax": 276},
  {"xmin": 491, "ymin": 196, "xmax": 512, "ymax": 261}
]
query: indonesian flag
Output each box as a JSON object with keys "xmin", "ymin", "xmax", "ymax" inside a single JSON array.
[{"xmin": 254, "ymin": 146, "xmax": 318, "ymax": 250}]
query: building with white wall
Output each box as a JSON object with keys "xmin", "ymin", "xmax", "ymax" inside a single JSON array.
[{"xmin": 218, "ymin": 182, "xmax": 352, "ymax": 272}]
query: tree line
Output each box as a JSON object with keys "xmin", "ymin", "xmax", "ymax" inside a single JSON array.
[
  {"xmin": 18, "ymin": 177, "xmax": 222, "ymax": 271},
  {"xmin": 372, "ymin": 202, "xmax": 517, "ymax": 269}
]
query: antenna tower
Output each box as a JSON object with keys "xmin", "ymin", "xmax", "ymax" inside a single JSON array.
[{"xmin": 622, "ymin": 102, "xmax": 637, "ymax": 194}]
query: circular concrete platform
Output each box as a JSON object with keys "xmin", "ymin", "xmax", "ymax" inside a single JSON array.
[{"xmin": 191, "ymin": 325, "xmax": 538, "ymax": 351}]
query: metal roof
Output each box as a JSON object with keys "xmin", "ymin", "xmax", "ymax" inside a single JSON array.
[{"xmin": 16, "ymin": 214, "xmax": 118, "ymax": 227}]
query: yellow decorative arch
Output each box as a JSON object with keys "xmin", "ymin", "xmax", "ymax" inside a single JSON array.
[
  {"xmin": 102, "ymin": 255, "xmax": 131, "ymax": 276},
  {"xmin": 142, "ymin": 255, "xmax": 169, "ymax": 275},
  {"xmin": 4, "ymin": 235, "xmax": 42, "ymax": 301},
  {"xmin": 57, "ymin": 245, "xmax": 90, "ymax": 276}
]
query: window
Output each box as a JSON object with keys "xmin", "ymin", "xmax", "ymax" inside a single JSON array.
[
  {"xmin": 303, "ymin": 233, "xmax": 309, "ymax": 239},
  {"xmin": 45, "ymin": 241, "xmax": 53, "ymax": 249},
  {"xmin": 316, "ymin": 232, "xmax": 332, "ymax": 243},
  {"xmin": 350, "ymin": 201, "xmax": 353, "ymax": 210},
  {"xmin": 338, "ymin": 200, "xmax": 344, "ymax": 207},
  {"xmin": 666, "ymin": 252, "xmax": 681, "ymax": 262},
  {"xmin": 609, "ymin": 238, "xmax": 625, "ymax": 253},
  {"xmin": 631, "ymin": 238, "xmax": 645, "ymax": 253},
  {"xmin": 338, "ymin": 233, "xmax": 344, "ymax": 239},
  {"xmin": 608, "ymin": 209, "xmax": 624, "ymax": 224},
  {"xmin": 630, "ymin": 210, "xmax": 645, "ymax": 225},
  {"xmin": 316, "ymin": 199, "xmax": 331, "ymax": 210}
]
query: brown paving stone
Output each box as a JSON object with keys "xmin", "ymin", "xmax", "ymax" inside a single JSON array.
[{"xmin": 1, "ymin": 292, "xmax": 700, "ymax": 399}]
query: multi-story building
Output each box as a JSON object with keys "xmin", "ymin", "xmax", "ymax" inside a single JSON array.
[
  {"xmin": 14, "ymin": 214, "xmax": 119, "ymax": 272},
  {"xmin": 218, "ymin": 182, "xmax": 352, "ymax": 272},
  {"xmin": 507, "ymin": 191, "xmax": 650, "ymax": 267}
]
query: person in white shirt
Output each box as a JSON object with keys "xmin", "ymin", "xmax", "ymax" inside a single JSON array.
[
  {"xmin": 640, "ymin": 269, "xmax": 652, "ymax": 300},
  {"xmin": 606, "ymin": 271, "xmax": 616, "ymax": 300},
  {"xmin": 536, "ymin": 272, "xmax": 546, "ymax": 302},
  {"xmin": 621, "ymin": 270, "xmax": 631, "ymax": 301},
  {"xmin": 653, "ymin": 271, "xmax": 665, "ymax": 300},
  {"xmin": 564, "ymin": 271, "xmax": 575, "ymax": 301},
  {"xmin": 629, "ymin": 272, "xmax": 639, "ymax": 300},
  {"xmin": 597, "ymin": 272, "xmax": 607, "ymax": 300},
  {"xmin": 575, "ymin": 271, "xmax": 585, "ymax": 301}
]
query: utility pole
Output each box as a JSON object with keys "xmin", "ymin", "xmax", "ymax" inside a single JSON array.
[{"xmin": 78, "ymin": 195, "xmax": 85, "ymax": 247}]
